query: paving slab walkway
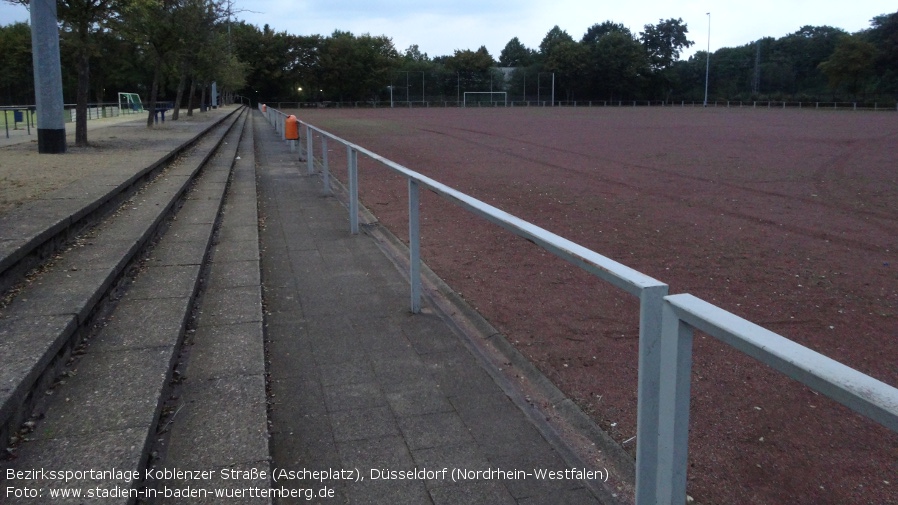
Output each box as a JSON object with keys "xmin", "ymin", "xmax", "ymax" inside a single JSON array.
[{"xmin": 254, "ymin": 110, "xmax": 605, "ymax": 505}]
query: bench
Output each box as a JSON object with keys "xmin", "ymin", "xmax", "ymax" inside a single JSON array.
[{"xmin": 153, "ymin": 102, "xmax": 175, "ymax": 123}]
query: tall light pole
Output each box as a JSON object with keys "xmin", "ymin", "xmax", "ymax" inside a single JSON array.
[{"xmin": 704, "ymin": 12, "xmax": 711, "ymax": 107}]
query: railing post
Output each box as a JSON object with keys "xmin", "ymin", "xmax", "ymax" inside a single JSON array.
[
  {"xmin": 307, "ymin": 125, "xmax": 314, "ymax": 174},
  {"xmin": 408, "ymin": 179, "xmax": 422, "ymax": 313},
  {"xmin": 634, "ymin": 283, "xmax": 669, "ymax": 505},
  {"xmin": 321, "ymin": 136, "xmax": 330, "ymax": 195},
  {"xmin": 655, "ymin": 300, "xmax": 695, "ymax": 505},
  {"xmin": 347, "ymin": 146, "xmax": 359, "ymax": 234}
]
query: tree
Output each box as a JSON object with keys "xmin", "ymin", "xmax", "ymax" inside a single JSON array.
[
  {"xmin": 318, "ymin": 31, "xmax": 398, "ymax": 102},
  {"xmin": 539, "ymin": 25, "xmax": 574, "ymax": 58},
  {"xmin": 543, "ymin": 39, "xmax": 589, "ymax": 100},
  {"xmin": 8, "ymin": 0, "xmax": 118, "ymax": 144},
  {"xmin": 818, "ymin": 35, "xmax": 876, "ymax": 98},
  {"xmin": 447, "ymin": 46, "xmax": 495, "ymax": 71},
  {"xmin": 232, "ymin": 23, "xmax": 295, "ymax": 101},
  {"xmin": 582, "ymin": 21, "xmax": 631, "ymax": 45},
  {"xmin": 169, "ymin": 0, "xmax": 226, "ymax": 120},
  {"xmin": 640, "ymin": 18, "xmax": 693, "ymax": 71},
  {"xmin": 444, "ymin": 46, "xmax": 496, "ymax": 95},
  {"xmin": 640, "ymin": 18, "xmax": 693, "ymax": 99},
  {"xmin": 499, "ymin": 37, "xmax": 534, "ymax": 67},
  {"xmin": 863, "ymin": 10, "xmax": 898, "ymax": 94},
  {"xmin": 0, "ymin": 22, "xmax": 34, "ymax": 105},
  {"xmin": 403, "ymin": 44, "xmax": 428, "ymax": 63},
  {"xmin": 60, "ymin": 0, "xmax": 120, "ymax": 144},
  {"xmin": 115, "ymin": 0, "xmax": 186, "ymax": 127},
  {"xmin": 287, "ymin": 34, "xmax": 323, "ymax": 101},
  {"xmin": 770, "ymin": 25, "xmax": 845, "ymax": 95},
  {"xmin": 590, "ymin": 31, "xmax": 649, "ymax": 100}
]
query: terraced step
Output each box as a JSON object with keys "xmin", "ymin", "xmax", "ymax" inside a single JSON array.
[
  {"xmin": 0, "ymin": 108, "xmax": 250, "ymax": 501},
  {"xmin": 0, "ymin": 109, "xmax": 239, "ymax": 295},
  {"xmin": 151, "ymin": 110, "xmax": 269, "ymax": 503}
]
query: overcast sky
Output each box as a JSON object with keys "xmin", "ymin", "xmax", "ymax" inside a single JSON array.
[{"xmin": 1, "ymin": 1, "xmax": 892, "ymax": 60}]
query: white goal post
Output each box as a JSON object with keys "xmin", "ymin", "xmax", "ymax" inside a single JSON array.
[
  {"xmin": 118, "ymin": 92, "xmax": 144, "ymax": 114},
  {"xmin": 463, "ymin": 92, "xmax": 507, "ymax": 107}
]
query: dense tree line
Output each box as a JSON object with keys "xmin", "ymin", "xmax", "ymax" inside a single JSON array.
[
  {"xmin": 229, "ymin": 10, "xmax": 898, "ymax": 104},
  {"xmin": 675, "ymin": 13, "xmax": 898, "ymax": 102},
  {"xmin": 2, "ymin": 7, "xmax": 897, "ymax": 119}
]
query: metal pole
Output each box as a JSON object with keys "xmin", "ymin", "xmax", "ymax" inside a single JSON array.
[
  {"xmin": 322, "ymin": 136, "xmax": 330, "ymax": 195},
  {"xmin": 655, "ymin": 302, "xmax": 695, "ymax": 505},
  {"xmin": 306, "ymin": 125, "xmax": 314, "ymax": 174},
  {"xmin": 552, "ymin": 73, "xmax": 555, "ymax": 106},
  {"xmin": 704, "ymin": 13, "xmax": 711, "ymax": 107},
  {"xmin": 634, "ymin": 285, "xmax": 669, "ymax": 505},
  {"xmin": 30, "ymin": 0, "xmax": 66, "ymax": 153},
  {"xmin": 408, "ymin": 179, "xmax": 422, "ymax": 313},
  {"xmin": 347, "ymin": 147, "xmax": 359, "ymax": 235}
]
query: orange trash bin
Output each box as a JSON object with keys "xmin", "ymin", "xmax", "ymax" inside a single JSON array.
[{"xmin": 285, "ymin": 115, "xmax": 299, "ymax": 140}]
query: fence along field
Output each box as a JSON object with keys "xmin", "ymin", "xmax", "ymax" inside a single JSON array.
[{"xmin": 276, "ymin": 105, "xmax": 898, "ymax": 505}]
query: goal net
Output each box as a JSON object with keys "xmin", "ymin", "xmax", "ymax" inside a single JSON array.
[
  {"xmin": 118, "ymin": 92, "xmax": 144, "ymax": 114},
  {"xmin": 463, "ymin": 92, "xmax": 507, "ymax": 107}
]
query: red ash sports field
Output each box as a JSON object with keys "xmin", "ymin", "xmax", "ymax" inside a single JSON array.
[{"xmin": 289, "ymin": 106, "xmax": 898, "ymax": 505}]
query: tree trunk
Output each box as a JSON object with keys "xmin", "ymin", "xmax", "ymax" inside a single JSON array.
[
  {"xmin": 186, "ymin": 79, "xmax": 196, "ymax": 117},
  {"xmin": 146, "ymin": 54, "xmax": 162, "ymax": 128},
  {"xmin": 172, "ymin": 68, "xmax": 187, "ymax": 121},
  {"xmin": 75, "ymin": 51, "xmax": 90, "ymax": 146},
  {"xmin": 200, "ymin": 84, "xmax": 207, "ymax": 112}
]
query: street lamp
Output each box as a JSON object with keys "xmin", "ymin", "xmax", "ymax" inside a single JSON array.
[{"xmin": 704, "ymin": 12, "xmax": 711, "ymax": 107}]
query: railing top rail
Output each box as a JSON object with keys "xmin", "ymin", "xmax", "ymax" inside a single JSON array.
[
  {"xmin": 665, "ymin": 293, "xmax": 898, "ymax": 432},
  {"xmin": 294, "ymin": 116, "xmax": 665, "ymax": 296}
]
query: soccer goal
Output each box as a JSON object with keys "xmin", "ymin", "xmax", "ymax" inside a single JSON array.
[
  {"xmin": 463, "ymin": 92, "xmax": 507, "ymax": 107},
  {"xmin": 118, "ymin": 92, "xmax": 144, "ymax": 114}
]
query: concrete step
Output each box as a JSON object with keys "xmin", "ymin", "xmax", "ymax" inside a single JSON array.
[
  {"xmin": 0, "ymin": 108, "xmax": 240, "ymax": 295},
  {"xmin": 0, "ymin": 108, "xmax": 249, "ymax": 500},
  {"xmin": 150, "ymin": 108, "xmax": 270, "ymax": 504}
]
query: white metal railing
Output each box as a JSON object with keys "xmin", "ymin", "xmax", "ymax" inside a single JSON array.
[
  {"xmin": 656, "ymin": 294, "xmax": 898, "ymax": 503},
  {"xmin": 257, "ymin": 104, "xmax": 898, "ymax": 505}
]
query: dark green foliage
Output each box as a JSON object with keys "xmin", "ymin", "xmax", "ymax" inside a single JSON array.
[
  {"xmin": 499, "ymin": 37, "xmax": 534, "ymax": 67},
  {"xmin": 862, "ymin": 12, "xmax": 898, "ymax": 95},
  {"xmin": 0, "ymin": 22, "xmax": 34, "ymax": 104},
  {"xmin": 582, "ymin": 22, "xmax": 632, "ymax": 45},
  {"xmin": 640, "ymin": 18, "xmax": 693, "ymax": 71},
  {"xmin": 818, "ymin": 35, "xmax": 877, "ymax": 98}
]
